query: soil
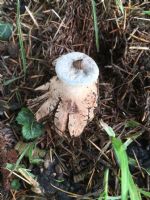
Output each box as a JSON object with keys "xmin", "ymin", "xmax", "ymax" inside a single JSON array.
[{"xmin": 0, "ymin": 0, "xmax": 150, "ymax": 199}]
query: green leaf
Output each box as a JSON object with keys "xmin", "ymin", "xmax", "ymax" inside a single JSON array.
[
  {"xmin": 144, "ymin": 168, "xmax": 150, "ymax": 176},
  {"xmin": 98, "ymin": 169, "xmax": 109, "ymax": 200},
  {"xmin": 123, "ymin": 133, "xmax": 141, "ymax": 149},
  {"xmin": 6, "ymin": 163, "xmax": 36, "ymax": 182},
  {"xmin": 140, "ymin": 189, "xmax": 150, "ymax": 198},
  {"xmin": 128, "ymin": 157, "xmax": 137, "ymax": 166},
  {"xmin": 16, "ymin": 108, "xmax": 44, "ymax": 140},
  {"xmin": 19, "ymin": 167, "xmax": 36, "ymax": 178},
  {"xmin": 125, "ymin": 120, "xmax": 140, "ymax": 128},
  {"xmin": 17, "ymin": 0, "xmax": 27, "ymax": 74},
  {"xmin": 16, "ymin": 107, "xmax": 34, "ymax": 125},
  {"xmin": 11, "ymin": 179, "xmax": 21, "ymax": 190},
  {"xmin": 3, "ymin": 76, "xmax": 23, "ymax": 86},
  {"xmin": 22, "ymin": 121, "xmax": 43, "ymax": 140},
  {"xmin": 128, "ymin": 173, "xmax": 141, "ymax": 200},
  {"xmin": 54, "ymin": 179, "xmax": 65, "ymax": 183},
  {"xmin": 15, "ymin": 141, "xmax": 46, "ymax": 164},
  {"xmin": 115, "ymin": 0, "xmax": 124, "ymax": 14},
  {"xmin": 100, "ymin": 120, "xmax": 115, "ymax": 137},
  {"xmin": 3, "ymin": 76, "xmax": 24, "ymax": 86},
  {"xmin": 103, "ymin": 169, "xmax": 109, "ymax": 200},
  {"xmin": 31, "ymin": 158, "xmax": 44, "ymax": 164},
  {"xmin": 6, "ymin": 163, "xmax": 15, "ymax": 170},
  {"xmin": 101, "ymin": 121, "xmax": 142, "ymax": 200},
  {"xmin": 0, "ymin": 22, "xmax": 13, "ymax": 41},
  {"xmin": 143, "ymin": 10, "xmax": 150, "ymax": 15},
  {"xmin": 91, "ymin": 0, "xmax": 99, "ymax": 52},
  {"xmin": 112, "ymin": 137, "xmax": 141, "ymax": 200},
  {"xmin": 112, "ymin": 137, "xmax": 129, "ymax": 200}
]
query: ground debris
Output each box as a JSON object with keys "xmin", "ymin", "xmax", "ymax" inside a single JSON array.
[
  {"xmin": 0, "ymin": 123, "xmax": 17, "ymax": 191},
  {"xmin": 0, "ymin": 0, "xmax": 150, "ymax": 199}
]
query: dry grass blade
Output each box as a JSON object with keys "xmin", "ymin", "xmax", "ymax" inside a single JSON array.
[
  {"xmin": 50, "ymin": 183, "xmax": 82, "ymax": 198},
  {"xmin": 25, "ymin": 6, "xmax": 39, "ymax": 28}
]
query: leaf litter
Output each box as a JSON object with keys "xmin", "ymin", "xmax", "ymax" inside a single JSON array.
[{"xmin": 0, "ymin": 0, "xmax": 150, "ymax": 199}]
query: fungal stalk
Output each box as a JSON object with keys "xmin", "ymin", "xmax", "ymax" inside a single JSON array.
[{"xmin": 28, "ymin": 52, "xmax": 99, "ymax": 137}]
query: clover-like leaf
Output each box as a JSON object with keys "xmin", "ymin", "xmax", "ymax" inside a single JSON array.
[
  {"xmin": 16, "ymin": 107, "xmax": 34, "ymax": 125},
  {"xmin": 11, "ymin": 179, "xmax": 21, "ymax": 190},
  {"xmin": 22, "ymin": 122, "xmax": 43, "ymax": 140},
  {"xmin": 0, "ymin": 22, "xmax": 13, "ymax": 41},
  {"xmin": 16, "ymin": 108, "xmax": 44, "ymax": 140}
]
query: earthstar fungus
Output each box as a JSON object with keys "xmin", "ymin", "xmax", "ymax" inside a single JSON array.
[{"xmin": 28, "ymin": 52, "xmax": 99, "ymax": 137}]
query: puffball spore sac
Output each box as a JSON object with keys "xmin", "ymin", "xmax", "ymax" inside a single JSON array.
[
  {"xmin": 55, "ymin": 52, "xmax": 99, "ymax": 86},
  {"xmin": 28, "ymin": 52, "xmax": 99, "ymax": 137}
]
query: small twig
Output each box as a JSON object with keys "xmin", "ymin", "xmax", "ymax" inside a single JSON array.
[{"xmin": 129, "ymin": 46, "xmax": 149, "ymax": 50}]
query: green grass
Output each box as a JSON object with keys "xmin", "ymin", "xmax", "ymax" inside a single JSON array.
[
  {"xmin": 100, "ymin": 120, "xmax": 150, "ymax": 200},
  {"xmin": 98, "ymin": 169, "xmax": 109, "ymax": 200},
  {"xmin": 115, "ymin": 0, "xmax": 124, "ymax": 14},
  {"xmin": 143, "ymin": 10, "xmax": 150, "ymax": 15},
  {"xmin": 112, "ymin": 137, "xmax": 129, "ymax": 200},
  {"xmin": 3, "ymin": 75, "xmax": 24, "ymax": 86},
  {"xmin": 17, "ymin": 0, "xmax": 27, "ymax": 74},
  {"xmin": 91, "ymin": 0, "xmax": 99, "ymax": 52},
  {"xmin": 12, "ymin": 143, "xmax": 30, "ymax": 173}
]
